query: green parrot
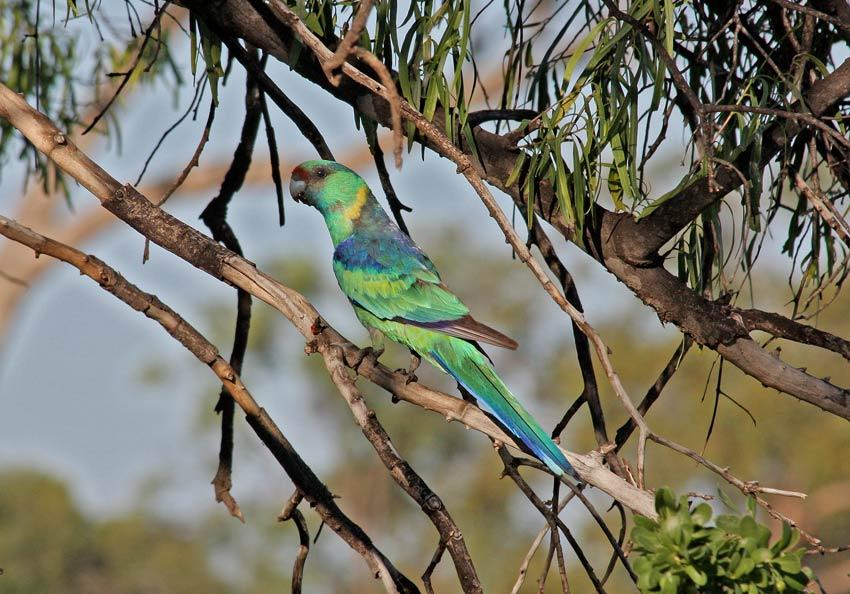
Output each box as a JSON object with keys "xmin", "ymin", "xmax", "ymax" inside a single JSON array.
[{"xmin": 289, "ymin": 159, "xmax": 576, "ymax": 477}]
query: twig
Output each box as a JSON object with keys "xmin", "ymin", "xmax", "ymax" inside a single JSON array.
[
  {"xmin": 599, "ymin": 502, "xmax": 628, "ymax": 585},
  {"xmin": 499, "ymin": 448, "xmax": 606, "ymax": 594},
  {"xmin": 600, "ymin": 0, "xmax": 713, "ymax": 188},
  {"xmin": 365, "ymin": 122, "xmax": 411, "ymax": 233},
  {"xmin": 513, "ymin": 456, "xmax": 637, "ymax": 584},
  {"xmin": 765, "ymin": 0, "xmax": 850, "ymax": 33},
  {"xmin": 528, "ymin": 215, "xmax": 622, "ymax": 473},
  {"xmin": 157, "ymin": 97, "xmax": 217, "ymax": 207},
  {"xmin": 82, "ymin": 2, "xmax": 171, "ymax": 135},
  {"xmin": 705, "ymin": 105, "xmax": 850, "ymax": 151},
  {"xmin": 221, "ymin": 35, "xmax": 335, "ymax": 161},
  {"xmin": 648, "ymin": 433, "xmax": 829, "ymax": 551},
  {"xmin": 537, "ymin": 533, "xmax": 557, "ymax": 594},
  {"xmin": 467, "ymin": 108, "xmax": 538, "ymax": 127},
  {"xmin": 794, "ymin": 173, "xmax": 850, "ymax": 248},
  {"xmin": 549, "ymin": 481, "xmax": 571, "ymax": 594},
  {"xmin": 510, "ymin": 492, "xmax": 576, "ymax": 594},
  {"xmin": 259, "ymin": 88, "xmax": 286, "ymax": 226},
  {"xmin": 135, "ymin": 74, "xmax": 208, "ymax": 187},
  {"xmin": 278, "ymin": 490, "xmax": 310, "ymax": 594},
  {"xmin": 200, "ymin": 65, "xmax": 263, "ymax": 522},
  {"xmin": 0, "ymin": 269, "xmax": 28, "ymax": 287},
  {"xmin": 323, "ymin": 0, "xmax": 375, "ymax": 86},
  {"xmin": 0, "ymin": 214, "xmax": 417, "ymax": 594},
  {"xmin": 614, "ymin": 337, "xmax": 692, "ymax": 449},
  {"xmin": 422, "ymin": 540, "xmax": 447, "ymax": 594},
  {"xmin": 353, "ymin": 47, "xmax": 403, "ymax": 169},
  {"xmin": 142, "ymin": 96, "xmax": 217, "ymax": 263}
]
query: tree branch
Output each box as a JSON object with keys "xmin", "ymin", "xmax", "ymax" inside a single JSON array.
[
  {"xmin": 200, "ymin": 62, "xmax": 263, "ymax": 522},
  {"xmin": 316, "ymin": 342, "xmax": 482, "ymax": 593}
]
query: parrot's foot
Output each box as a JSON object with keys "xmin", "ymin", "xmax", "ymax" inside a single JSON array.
[
  {"xmin": 394, "ymin": 352, "xmax": 421, "ymax": 384},
  {"xmin": 351, "ymin": 345, "xmax": 383, "ymax": 371}
]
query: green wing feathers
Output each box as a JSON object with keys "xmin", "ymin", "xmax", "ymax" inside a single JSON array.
[{"xmin": 429, "ymin": 338, "xmax": 576, "ymax": 477}]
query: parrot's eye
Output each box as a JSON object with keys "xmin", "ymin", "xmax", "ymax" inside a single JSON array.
[{"xmin": 315, "ymin": 168, "xmax": 327, "ymax": 178}]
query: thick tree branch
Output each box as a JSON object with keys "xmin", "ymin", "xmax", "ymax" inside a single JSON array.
[
  {"xmin": 733, "ymin": 307, "xmax": 850, "ymax": 360},
  {"xmin": 0, "ymin": 215, "xmax": 417, "ymax": 594}
]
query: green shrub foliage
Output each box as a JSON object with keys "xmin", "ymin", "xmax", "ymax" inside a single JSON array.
[{"xmin": 631, "ymin": 488, "xmax": 813, "ymax": 594}]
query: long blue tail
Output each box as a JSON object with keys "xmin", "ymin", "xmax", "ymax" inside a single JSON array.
[{"xmin": 431, "ymin": 341, "xmax": 578, "ymax": 479}]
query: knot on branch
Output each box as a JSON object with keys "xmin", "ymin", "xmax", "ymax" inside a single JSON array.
[
  {"xmin": 423, "ymin": 494, "xmax": 443, "ymax": 512},
  {"xmin": 311, "ymin": 317, "xmax": 327, "ymax": 335}
]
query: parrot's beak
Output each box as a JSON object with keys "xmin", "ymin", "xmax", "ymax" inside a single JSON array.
[
  {"xmin": 289, "ymin": 177, "xmax": 307, "ymax": 203},
  {"xmin": 290, "ymin": 165, "xmax": 309, "ymax": 203}
]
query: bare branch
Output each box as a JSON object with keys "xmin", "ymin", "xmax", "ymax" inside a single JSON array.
[
  {"xmin": 733, "ymin": 307, "xmax": 850, "ymax": 360},
  {"xmin": 200, "ymin": 64, "xmax": 263, "ymax": 522},
  {"xmin": 615, "ymin": 338, "xmax": 693, "ymax": 449},
  {"xmin": 157, "ymin": 98, "xmax": 217, "ymax": 207},
  {"xmin": 704, "ymin": 104, "xmax": 850, "ymax": 150},
  {"xmin": 499, "ymin": 449, "xmax": 606, "ymax": 594},
  {"xmin": 278, "ymin": 491, "xmax": 310, "ymax": 594},
  {"xmin": 352, "ymin": 47, "xmax": 403, "ymax": 168},
  {"xmin": 794, "ymin": 173, "xmax": 850, "ymax": 248},
  {"xmin": 422, "ymin": 540, "xmax": 447, "ymax": 594},
  {"xmin": 316, "ymin": 342, "xmax": 482, "ymax": 593},
  {"xmin": 365, "ymin": 122, "xmax": 412, "ymax": 233},
  {"xmin": 222, "ymin": 35, "xmax": 335, "ymax": 161},
  {"xmin": 82, "ymin": 2, "xmax": 172, "ymax": 135},
  {"xmin": 323, "ymin": 0, "xmax": 375, "ymax": 86}
]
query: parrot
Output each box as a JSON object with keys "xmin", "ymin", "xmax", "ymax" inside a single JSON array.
[{"xmin": 289, "ymin": 159, "xmax": 577, "ymax": 478}]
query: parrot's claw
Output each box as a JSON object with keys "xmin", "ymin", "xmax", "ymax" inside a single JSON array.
[
  {"xmin": 351, "ymin": 346, "xmax": 382, "ymax": 371},
  {"xmin": 394, "ymin": 368, "xmax": 418, "ymax": 385},
  {"xmin": 395, "ymin": 352, "xmax": 421, "ymax": 384}
]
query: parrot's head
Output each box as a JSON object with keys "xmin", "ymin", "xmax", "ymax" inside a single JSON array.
[{"xmin": 289, "ymin": 160, "xmax": 365, "ymax": 217}]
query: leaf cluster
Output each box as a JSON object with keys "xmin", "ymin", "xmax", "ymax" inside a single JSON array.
[
  {"xmin": 632, "ymin": 487, "xmax": 813, "ymax": 594},
  {"xmin": 0, "ymin": 1, "xmax": 181, "ymax": 198}
]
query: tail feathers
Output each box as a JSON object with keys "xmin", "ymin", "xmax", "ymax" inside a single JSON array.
[{"xmin": 432, "ymin": 348, "xmax": 578, "ymax": 479}]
